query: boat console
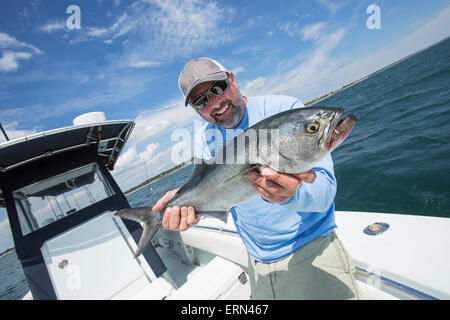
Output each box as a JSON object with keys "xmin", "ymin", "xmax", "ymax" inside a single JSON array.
[{"xmin": 0, "ymin": 119, "xmax": 170, "ymax": 299}]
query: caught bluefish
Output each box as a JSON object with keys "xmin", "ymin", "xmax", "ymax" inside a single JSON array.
[{"xmin": 116, "ymin": 106, "xmax": 357, "ymax": 256}]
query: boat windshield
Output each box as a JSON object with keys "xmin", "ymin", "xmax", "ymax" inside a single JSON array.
[{"xmin": 13, "ymin": 163, "xmax": 115, "ymax": 235}]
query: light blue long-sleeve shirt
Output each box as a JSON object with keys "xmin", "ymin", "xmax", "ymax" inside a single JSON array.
[{"xmin": 194, "ymin": 95, "xmax": 337, "ymax": 262}]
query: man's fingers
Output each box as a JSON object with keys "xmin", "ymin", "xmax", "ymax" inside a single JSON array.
[
  {"xmin": 187, "ymin": 206, "xmax": 196, "ymax": 226},
  {"xmin": 292, "ymin": 169, "xmax": 316, "ymax": 184},
  {"xmin": 262, "ymin": 167, "xmax": 316, "ymax": 187},
  {"xmin": 169, "ymin": 206, "xmax": 181, "ymax": 230},
  {"xmin": 153, "ymin": 197, "xmax": 165, "ymax": 213},
  {"xmin": 260, "ymin": 167, "xmax": 301, "ymax": 191},
  {"xmin": 153, "ymin": 188, "xmax": 179, "ymax": 212},
  {"xmin": 248, "ymin": 175, "xmax": 272, "ymax": 199},
  {"xmin": 161, "ymin": 207, "xmax": 171, "ymax": 229},
  {"xmin": 179, "ymin": 207, "xmax": 188, "ymax": 231},
  {"xmin": 248, "ymin": 177, "xmax": 289, "ymax": 202},
  {"xmin": 249, "ymin": 170, "xmax": 296, "ymax": 195},
  {"xmin": 248, "ymin": 167, "xmax": 318, "ymax": 203},
  {"xmin": 162, "ymin": 206, "xmax": 200, "ymax": 231},
  {"xmin": 193, "ymin": 213, "xmax": 202, "ymax": 225}
]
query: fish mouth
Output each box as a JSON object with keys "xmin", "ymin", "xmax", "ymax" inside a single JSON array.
[{"xmin": 324, "ymin": 112, "xmax": 357, "ymax": 151}]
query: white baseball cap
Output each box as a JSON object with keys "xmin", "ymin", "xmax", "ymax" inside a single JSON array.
[{"xmin": 178, "ymin": 58, "xmax": 228, "ymax": 106}]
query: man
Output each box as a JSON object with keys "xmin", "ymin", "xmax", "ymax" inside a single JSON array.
[{"xmin": 153, "ymin": 58, "xmax": 362, "ymax": 299}]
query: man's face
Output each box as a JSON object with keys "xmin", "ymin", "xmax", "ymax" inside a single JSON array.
[{"xmin": 188, "ymin": 72, "xmax": 244, "ymax": 129}]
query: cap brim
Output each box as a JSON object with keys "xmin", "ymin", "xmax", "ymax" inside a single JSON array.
[{"xmin": 184, "ymin": 72, "xmax": 228, "ymax": 106}]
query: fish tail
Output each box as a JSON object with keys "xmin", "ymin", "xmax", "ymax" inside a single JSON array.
[{"xmin": 115, "ymin": 207, "xmax": 162, "ymax": 257}]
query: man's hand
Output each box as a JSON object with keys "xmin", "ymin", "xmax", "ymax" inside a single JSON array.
[
  {"xmin": 152, "ymin": 188, "xmax": 202, "ymax": 231},
  {"xmin": 248, "ymin": 167, "xmax": 316, "ymax": 203}
]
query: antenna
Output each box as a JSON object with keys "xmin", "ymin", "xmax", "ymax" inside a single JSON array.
[
  {"xmin": 143, "ymin": 161, "xmax": 150, "ymax": 184},
  {"xmin": 0, "ymin": 122, "xmax": 9, "ymax": 141}
]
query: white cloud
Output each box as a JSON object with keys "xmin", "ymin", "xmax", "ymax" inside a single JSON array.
[
  {"xmin": 39, "ymin": 21, "xmax": 66, "ymax": 33},
  {"xmin": 139, "ymin": 143, "xmax": 160, "ymax": 163},
  {"xmin": 0, "ymin": 32, "xmax": 42, "ymax": 73},
  {"xmin": 0, "ymin": 51, "xmax": 32, "ymax": 72},
  {"xmin": 318, "ymin": 6, "xmax": 450, "ymax": 96},
  {"xmin": 114, "ymin": 142, "xmax": 165, "ymax": 189},
  {"xmin": 242, "ymin": 76, "xmax": 270, "ymax": 94},
  {"xmin": 111, "ymin": 98, "xmax": 200, "ymax": 190},
  {"xmin": 112, "ymin": 140, "xmax": 190, "ymax": 191},
  {"xmin": 86, "ymin": 12, "xmax": 136, "ymax": 39},
  {"xmin": 115, "ymin": 145, "xmax": 138, "ymax": 170},
  {"xmin": 0, "ymin": 121, "xmax": 38, "ymax": 142},
  {"xmin": 82, "ymin": 0, "xmax": 237, "ymax": 68},
  {"xmin": 278, "ymin": 21, "xmax": 302, "ymax": 38},
  {"xmin": 242, "ymin": 4, "xmax": 450, "ymax": 104},
  {"xmin": 128, "ymin": 60, "xmax": 161, "ymax": 68},
  {"xmin": 0, "ymin": 32, "xmax": 42, "ymax": 54},
  {"xmin": 242, "ymin": 27, "xmax": 347, "ymax": 101},
  {"xmin": 87, "ymin": 27, "xmax": 110, "ymax": 38},
  {"xmin": 317, "ymin": 0, "xmax": 352, "ymax": 15},
  {"xmin": 145, "ymin": 0, "xmax": 231, "ymax": 43},
  {"xmin": 394, "ymin": 6, "xmax": 450, "ymax": 56},
  {"xmin": 301, "ymin": 22, "xmax": 326, "ymax": 41},
  {"xmin": 129, "ymin": 98, "xmax": 198, "ymax": 146},
  {"xmin": 51, "ymin": 0, "xmax": 237, "ymax": 69},
  {"xmin": 232, "ymin": 66, "xmax": 244, "ymax": 75},
  {"xmin": 278, "ymin": 20, "xmax": 326, "ymax": 41}
]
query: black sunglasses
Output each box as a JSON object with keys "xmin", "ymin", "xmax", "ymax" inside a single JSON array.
[{"xmin": 189, "ymin": 78, "xmax": 229, "ymax": 111}]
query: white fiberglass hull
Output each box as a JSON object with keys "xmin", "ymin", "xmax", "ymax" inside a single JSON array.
[
  {"xmin": 22, "ymin": 210, "xmax": 450, "ymax": 300},
  {"xmin": 179, "ymin": 210, "xmax": 450, "ymax": 300}
]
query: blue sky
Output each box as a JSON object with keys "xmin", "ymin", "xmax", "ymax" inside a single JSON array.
[{"xmin": 0, "ymin": 0, "xmax": 449, "ymax": 252}]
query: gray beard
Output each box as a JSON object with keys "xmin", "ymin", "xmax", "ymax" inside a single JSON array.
[{"xmin": 215, "ymin": 99, "xmax": 244, "ymax": 129}]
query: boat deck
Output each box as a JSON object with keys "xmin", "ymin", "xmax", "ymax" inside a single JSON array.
[{"xmin": 21, "ymin": 210, "xmax": 450, "ymax": 300}]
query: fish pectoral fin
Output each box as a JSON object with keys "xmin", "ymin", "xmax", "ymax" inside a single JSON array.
[{"xmin": 115, "ymin": 207, "xmax": 162, "ymax": 257}]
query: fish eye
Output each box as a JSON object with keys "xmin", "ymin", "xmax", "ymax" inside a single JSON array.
[{"xmin": 305, "ymin": 120, "xmax": 320, "ymax": 134}]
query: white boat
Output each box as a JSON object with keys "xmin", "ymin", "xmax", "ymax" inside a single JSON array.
[{"xmin": 1, "ymin": 114, "xmax": 449, "ymax": 300}]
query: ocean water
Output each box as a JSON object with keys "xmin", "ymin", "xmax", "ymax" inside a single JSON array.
[
  {"xmin": 1, "ymin": 38, "xmax": 449, "ymax": 299},
  {"xmin": 324, "ymin": 38, "xmax": 450, "ymax": 217},
  {"xmin": 0, "ymin": 251, "xmax": 30, "ymax": 300},
  {"xmin": 126, "ymin": 165, "xmax": 195, "ymax": 209}
]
